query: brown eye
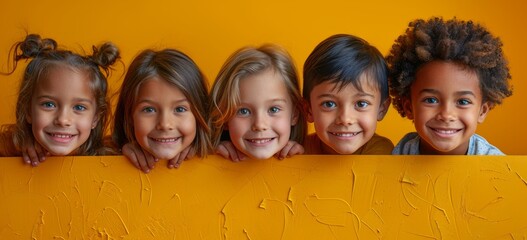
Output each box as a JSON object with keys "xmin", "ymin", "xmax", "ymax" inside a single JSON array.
[
  {"xmin": 355, "ymin": 101, "xmax": 370, "ymax": 108},
  {"xmin": 457, "ymin": 99, "xmax": 471, "ymax": 105}
]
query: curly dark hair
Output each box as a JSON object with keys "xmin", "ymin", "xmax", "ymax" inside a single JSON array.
[{"xmin": 386, "ymin": 17, "xmax": 512, "ymax": 118}]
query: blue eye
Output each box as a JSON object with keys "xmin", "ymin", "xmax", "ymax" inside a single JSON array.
[
  {"xmin": 73, "ymin": 105, "xmax": 87, "ymax": 111},
  {"xmin": 356, "ymin": 101, "xmax": 369, "ymax": 108},
  {"xmin": 423, "ymin": 98, "xmax": 438, "ymax": 104},
  {"xmin": 269, "ymin": 106, "xmax": 280, "ymax": 114},
  {"xmin": 458, "ymin": 99, "xmax": 471, "ymax": 105},
  {"xmin": 237, "ymin": 108, "xmax": 250, "ymax": 116},
  {"xmin": 175, "ymin": 106, "xmax": 187, "ymax": 113},
  {"xmin": 142, "ymin": 106, "xmax": 155, "ymax": 113},
  {"xmin": 41, "ymin": 101, "xmax": 56, "ymax": 109},
  {"xmin": 321, "ymin": 101, "xmax": 336, "ymax": 109}
]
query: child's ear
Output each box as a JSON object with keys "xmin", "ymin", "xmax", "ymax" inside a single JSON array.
[
  {"xmin": 477, "ymin": 102, "xmax": 492, "ymax": 123},
  {"xmin": 303, "ymin": 100, "xmax": 314, "ymax": 123},
  {"xmin": 26, "ymin": 113, "xmax": 32, "ymax": 124},
  {"xmin": 377, "ymin": 98, "xmax": 391, "ymax": 121},
  {"xmin": 291, "ymin": 108, "xmax": 299, "ymax": 126},
  {"xmin": 91, "ymin": 114, "xmax": 100, "ymax": 129},
  {"xmin": 402, "ymin": 98, "xmax": 414, "ymax": 120}
]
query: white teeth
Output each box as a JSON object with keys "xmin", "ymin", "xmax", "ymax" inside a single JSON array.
[
  {"xmin": 247, "ymin": 138, "xmax": 273, "ymax": 144},
  {"xmin": 153, "ymin": 138, "xmax": 178, "ymax": 142},
  {"xmin": 51, "ymin": 134, "xmax": 73, "ymax": 138},
  {"xmin": 435, "ymin": 129, "xmax": 458, "ymax": 134},
  {"xmin": 332, "ymin": 132, "xmax": 358, "ymax": 137}
]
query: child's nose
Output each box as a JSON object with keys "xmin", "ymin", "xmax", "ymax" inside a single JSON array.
[
  {"xmin": 54, "ymin": 108, "xmax": 72, "ymax": 127},
  {"xmin": 336, "ymin": 106, "xmax": 356, "ymax": 126},
  {"xmin": 437, "ymin": 103, "xmax": 456, "ymax": 122},
  {"xmin": 156, "ymin": 111, "xmax": 175, "ymax": 130},
  {"xmin": 251, "ymin": 112, "xmax": 269, "ymax": 131}
]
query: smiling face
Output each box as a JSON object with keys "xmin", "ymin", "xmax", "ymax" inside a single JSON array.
[
  {"xmin": 404, "ymin": 61, "xmax": 490, "ymax": 155},
  {"xmin": 308, "ymin": 74, "xmax": 389, "ymax": 154},
  {"xmin": 227, "ymin": 69, "xmax": 298, "ymax": 159},
  {"xmin": 28, "ymin": 65, "xmax": 98, "ymax": 155},
  {"xmin": 132, "ymin": 77, "xmax": 197, "ymax": 160}
]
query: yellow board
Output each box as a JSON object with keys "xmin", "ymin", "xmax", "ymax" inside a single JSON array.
[
  {"xmin": 1, "ymin": 155, "xmax": 526, "ymax": 239},
  {"xmin": 0, "ymin": 0, "xmax": 526, "ymax": 154}
]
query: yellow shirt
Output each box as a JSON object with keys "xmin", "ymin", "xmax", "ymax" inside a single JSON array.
[{"xmin": 303, "ymin": 133, "xmax": 394, "ymax": 154}]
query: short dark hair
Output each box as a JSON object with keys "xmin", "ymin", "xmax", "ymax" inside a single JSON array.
[{"xmin": 303, "ymin": 34, "xmax": 389, "ymax": 103}]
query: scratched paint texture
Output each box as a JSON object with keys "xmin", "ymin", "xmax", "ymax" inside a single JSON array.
[{"xmin": 0, "ymin": 155, "xmax": 526, "ymax": 239}]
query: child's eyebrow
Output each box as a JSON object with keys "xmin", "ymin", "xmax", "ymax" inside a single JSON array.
[
  {"xmin": 37, "ymin": 95, "xmax": 94, "ymax": 104},
  {"xmin": 455, "ymin": 91, "xmax": 476, "ymax": 97},
  {"xmin": 73, "ymin": 98, "xmax": 95, "ymax": 104},
  {"xmin": 315, "ymin": 92, "xmax": 375, "ymax": 99},
  {"xmin": 419, "ymin": 89, "xmax": 440, "ymax": 95},
  {"xmin": 136, "ymin": 98, "xmax": 189, "ymax": 104},
  {"xmin": 241, "ymin": 98, "xmax": 288, "ymax": 104},
  {"xmin": 269, "ymin": 98, "xmax": 287, "ymax": 103},
  {"xmin": 354, "ymin": 92, "xmax": 376, "ymax": 98},
  {"xmin": 315, "ymin": 93, "xmax": 336, "ymax": 99},
  {"xmin": 419, "ymin": 89, "xmax": 476, "ymax": 97}
]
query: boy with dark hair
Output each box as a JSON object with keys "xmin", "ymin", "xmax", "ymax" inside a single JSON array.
[{"xmin": 303, "ymin": 34, "xmax": 393, "ymax": 154}]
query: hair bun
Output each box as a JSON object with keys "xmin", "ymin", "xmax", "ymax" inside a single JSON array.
[
  {"xmin": 17, "ymin": 34, "xmax": 57, "ymax": 60},
  {"xmin": 90, "ymin": 42, "xmax": 120, "ymax": 69}
]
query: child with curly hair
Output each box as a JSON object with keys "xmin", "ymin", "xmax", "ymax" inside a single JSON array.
[{"xmin": 387, "ymin": 17, "xmax": 513, "ymax": 155}]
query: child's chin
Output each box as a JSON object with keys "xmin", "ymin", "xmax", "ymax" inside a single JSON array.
[
  {"xmin": 44, "ymin": 146, "xmax": 76, "ymax": 156},
  {"xmin": 246, "ymin": 152, "xmax": 274, "ymax": 160},
  {"xmin": 152, "ymin": 151, "xmax": 180, "ymax": 160}
]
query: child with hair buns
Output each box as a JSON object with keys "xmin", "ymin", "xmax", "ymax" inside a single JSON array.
[{"xmin": 0, "ymin": 34, "xmax": 120, "ymax": 165}]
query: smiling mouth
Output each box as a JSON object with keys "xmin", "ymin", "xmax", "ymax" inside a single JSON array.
[
  {"xmin": 430, "ymin": 128, "xmax": 461, "ymax": 135},
  {"xmin": 150, "ymin": 137, "xmax": 180, "ymax": 143},
  {"xmin": 329, "ymin": 132, "xmax": 360, "ymax": 137},
  {"xmin": 46, "ymin": 132, "xmax": 76, "ymax": 143},
  {"xmin": 49, "ymin": 133, "xmax": 75, "ymax": 138},
  {"xmin": 245, "ymin": 138, "xmax": 275, "ymax": 144}
]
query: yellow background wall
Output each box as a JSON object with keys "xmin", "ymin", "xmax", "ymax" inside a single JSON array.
[{"xmin": 0, "ymin": 0, "xmax": 526, "ymax": 154}]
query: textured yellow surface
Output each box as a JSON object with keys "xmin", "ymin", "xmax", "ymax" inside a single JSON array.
[{"xmin": 1, "ymin": 155, "xmax": 526, "ymax": 239}]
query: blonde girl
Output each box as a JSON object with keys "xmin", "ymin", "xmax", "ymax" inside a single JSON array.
[{"xmin": 209, "ymin": 44, "xmax": 306, "ymax": 161}]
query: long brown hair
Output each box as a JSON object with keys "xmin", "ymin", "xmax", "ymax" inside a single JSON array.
[{"xmin": 112, "ymin": 49, "xmax": 211, "ymax": 157}]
